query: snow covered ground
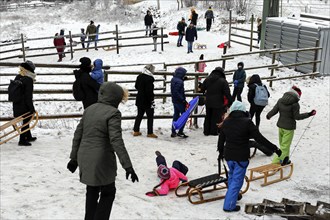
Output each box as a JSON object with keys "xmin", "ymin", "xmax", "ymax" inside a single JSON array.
[{"xmin": 0, "ymin": 1, "xmax": 329, "ymax": 219}]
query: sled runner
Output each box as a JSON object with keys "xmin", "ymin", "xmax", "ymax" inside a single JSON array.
[
  {"xmin": 248, "ymin": 163, "xmax": 293, "ymax": 186},
  {"xmin": 102, "ymin": 46, "xmax": 117, "ymax": 51},
  {"xmin": 194, "ymin": 43, "xmax": 207, "ymax": 50},
  {"xmin": 0, "ymin": 112, "xmax": 39, "ymax": 145}
]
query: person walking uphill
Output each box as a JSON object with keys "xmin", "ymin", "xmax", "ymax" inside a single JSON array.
[
  {"xmin": 200, "ymin": 67, "xmax": 232, "ymax": 136},
  {"xmin": 205, "ymin": 6, "xmax": 214, "ymax": 31},
  {"xmin": 185, "ymin": 22, "xmax": 197, "ymax": 54},
  {"xmin": 171, "ymin": 67, "xmax": 189, "ymax": 138},
  {"xmin": 144, "ymin": 10, "xmax": 154, "ymax": 36},
  {"xmin": 266, "ymin": 86, "xmax": 316, "ymax": 165},
  {"xmin": 73, "ymin": 57, "xmax": 100, "ymax": 109},
  {"xmin": 86, "ymin": 20, "xmax": 97, "ymax": 51},
  {"xmin": 232, "ymin": 62, "xmax": 246, "ymax": 102},
  {"xmin": 12, "ymin": 61, "xmax": 37, "ymax": 146},
  {"xmin": 53, "ymin": 32, "xmax": 65, "ymax": 62},
  {"xmin": 218, "ymin": 101, "xmax": 281, "ymax": 212},
  {"xmin": 177, "ymin": 17, "xmax": 187, "ymax": 47},
  {"xmin": 67, "ymin": 82, "xmax": 139, "ymax": 220},
  {"xmin": 90, "ymin": 59, "xmax": 104, "ymax": 85},
  {"xmin": 133, "ymin": 64, "xmax": 158, "ymax": 138}
]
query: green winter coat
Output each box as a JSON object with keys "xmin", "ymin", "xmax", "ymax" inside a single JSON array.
[
  {"xmin": 70, "ymin": 82, "xmax": 132, "ymax": 186},
  {"xmin": 267, "ymin": 91, "xmax": 310, "ymax": 130},
  {"xmin": 86, "ymin": 24, "xmax": 97, "ymax": 40}
]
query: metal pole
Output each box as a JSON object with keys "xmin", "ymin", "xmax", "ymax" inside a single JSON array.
[
  {"xmin": 69, "ymin": 31, "xmax": 73, "ymax": 60},
  {"xmin": 21, "ymin": 33, "xmax": 26, "ymax": 61},
  {"xmin": 269, "ymin": 44, "xmax": 277, "ymax": 88},
  {"xmin": 228, "ymin": 10, "xmax": 232, "ymax": 48},
  {"xmin": 312, "ymin": 39, "xmax": 319, "ymax": 78},
  {"xmin": 116, "ymin": 25, "xmax": 119, "ymax": 54},
  {"xmin": 222, "ymin": 44, "xmax": 227, "ymax": 69},
  {"xmin": 250, "ymin": 14, "xmax": 254, "ymax": 52},
  {"xmin": 161, "ymin": 27, "xmax": 164, "ymax": 51}
]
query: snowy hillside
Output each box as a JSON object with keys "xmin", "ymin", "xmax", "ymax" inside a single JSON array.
[{"xmin": 0, "ymin": 1, "xmax": 329, "ymax": 219}]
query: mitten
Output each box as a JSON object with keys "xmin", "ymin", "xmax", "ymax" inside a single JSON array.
[
  {"xmin": 308, "ymin": 110, "xmax": 316, "ymax": 116},
  {"xmin": 145, "ymin": 191, "xmax": 158, "ymax": 197},
  {"xmin": 125, "ymin": 167, "xmax": 139, "ymax": 183},
  {"xmin": 275, "ymin": 148, "xmax": 282, "ymax": 157},
  {"xmin": 67, "ymin": 159, "xmax": 78, "ymax": 173},
  {"xmin": 266, "ymin": 115, "xmax": 271, "ymax": 120}
]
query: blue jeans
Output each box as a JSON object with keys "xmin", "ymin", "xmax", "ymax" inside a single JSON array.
[
  {"xmin": 177, "ymin": 35, "xmax": 183, "ymax": 45},
  {"xmin": 223, "ymin": 160, "xmax": 249, "ymax": 211},
  {"xmin": 172, "ymin": 102, "xmax": 185, "ymax": 134},
  {"xmin": 187, "ymin": 41, "xmax": 193, "ymax": 52}
]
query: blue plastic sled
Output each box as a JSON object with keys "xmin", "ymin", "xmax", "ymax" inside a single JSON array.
[{"xmin": 172, "ymin": 96, "xmax": 199, "ymax": 131}]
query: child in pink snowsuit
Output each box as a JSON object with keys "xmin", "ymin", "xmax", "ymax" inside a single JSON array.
[
  {"xmin": 196, "ymin": 54, "xmax": 206, "ymax": 82},
  {"xmin": 146, "ymin": 151, "xmax": 188, "ymax": 196}
]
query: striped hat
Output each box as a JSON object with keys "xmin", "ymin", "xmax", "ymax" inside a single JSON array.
[{"xmin": 157, "ymin": 165, "xmax": 170, "ymax": 180}]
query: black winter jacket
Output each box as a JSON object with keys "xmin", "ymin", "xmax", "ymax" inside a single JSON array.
[
  {"xmin": 218, "ymin": 111, "xmax": 277, "ymax": 161},
  {"xmin": 135, "ymin": 73, "xmax": 155, "ymax": 108},
  {"xmin": 185, "ymin": 26, "xmax": 197, "ymax": 42},
  {"xmin": 13, "ymin": 75, "xmax": 35, "ymax": 117},
  {"xmin": 74, "ymin": 69, "xmax": 100, "ymax": 109},
  {"xmin": 247, "ymin": 83, "xmax": 270, "ymax": 105},
  {"xmin": 144, "ymin": 14, "xmax": 154, "ymax": 26},
  {"xmin": 177, "ymin": 21, "xmax": 187, "ymax": 35},
  {"xmin": 190, "ymin": 12, "xmax": 198, "ymax": 26}
]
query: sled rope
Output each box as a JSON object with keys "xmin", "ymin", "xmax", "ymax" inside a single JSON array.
[{"xmin": 290, "ymin": 116, "xmax": 315, "ymax": 158}]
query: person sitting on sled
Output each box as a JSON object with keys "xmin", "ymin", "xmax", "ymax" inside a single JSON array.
[{"xmin": 146, "ymin": 151, "xmax": 188, "ymax": 196}]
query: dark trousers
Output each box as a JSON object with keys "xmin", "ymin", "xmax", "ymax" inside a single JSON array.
[
  {"xmin": 19, "ymin": 116, "xmax": 32, "ymax": 142},
  {"xmin": 204, "ymin": 107, "xmax": 223, "ymax": 136},
  {"xmin": 172, "ymin": 102, "xmax": 186, "ymax": 134},
  {"xmin": 82, "ymin": 40, "xmax": 85, "ymax": 48},
  {"xmin": 232, "ymin": 87, "xmax": 243, "ymax": 102},
  {"xmin": 249, "ymin": 104, "xmax": 265, "ymax": 128},
  {"xmin": 85, "ymin": 183, "xmax": 116, "ymax": 220},
  {"xmin": 133, "ymin": 107, "xmax": 154, "ymax": 134},
  {"xmin": 206, "ymin": 19, "xmax": 212, "ymax": 31},
  {"xmin": 156, "ymin": 155, "xmax": 188, "ymax": 175},
  {"xmin": 177, "ymin": 34, "xmax": 183, "ymax": 46}
]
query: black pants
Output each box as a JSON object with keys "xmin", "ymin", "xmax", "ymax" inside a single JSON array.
[
  {"xmin": 206, "ymin": 19, "xmax": 212, "ymax": 31},
  {"xmin": 20, "ymin": 116, "xmax": 32, "ymax": 142},
  {"xmin": 204, "ymin": 107, "xmax": 223, "ymax": 136},
  {"xmin": 249, "ymin": 104, "xmax": 265, "ymax": 128},
  {"xmin": 156, "ymin": 155, "xmax": 188, "ymax": 175},
  {"xmin": 133, "ymin": 107, "xmax": 154, "ymax": 134},
  {"xmin": 85, "ymin": 183, "xmax": 116, "ymax": 220},
  {"xmin": 232, "ymin": 87, "xmax": 243, "ymax": 102}
]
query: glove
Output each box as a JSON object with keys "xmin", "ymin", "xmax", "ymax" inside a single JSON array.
[
  {"xmin": 275, "ymin": 148, "xmax": 282, "ymax": 157},
  {"xmin": 67, "ymin": 159, "xmax": 78, "ymax": 173},
  {"xmin": 125, "ymin": 167, "xmax": 139, "ymax": 183},
  {"xmin": 308, "ymin": 110, "xmax": 316, "ymax": 116},
  {"xmin": 234, "ymin": 80, "xmax": 238, "ymax": 87},
  {"xmin": 145, "ymin": 191, "xmax": 157, "ymax": 197},
  {"xmin": 184, "ymin": 101, "xmax": 190, "ymax": 110},
  {"xmin": 151, "ymin": 100, "xmax": 155, "ymax": 109}
]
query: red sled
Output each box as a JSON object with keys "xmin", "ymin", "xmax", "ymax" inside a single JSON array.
[
  {"xmin": 217, "ymin": 42, "xmax": 225, "ymax": 48},
  {"xmin": 169, "ymin": 31, "xmax": 179, "ymax": 36}
]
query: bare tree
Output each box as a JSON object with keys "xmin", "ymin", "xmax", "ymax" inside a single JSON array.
[
  {"xmin": 235, "ymin": 0, "xmax": 248, "ymax": 15},
  {"xmin": 225, "ymin": 0, "xmax": 234, "ymax": 11}
]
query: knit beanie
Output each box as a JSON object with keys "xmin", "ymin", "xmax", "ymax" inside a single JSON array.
[
  {"xmin": 229, "ymin": 101, "xmax": 246, "ymax": 113},
  {"xmin": 79, "ymin": 57, "xmax": 91, "ymax": 68},
  {"xmin": 20, "ymin": 60, "xmax": 35, "ymax": 73},
  {"xmin": 157, "ymin": 165, "xmax": 170, "ymax": 180},
  {"xmin": 292, "ymin": 86, "xmax": 302, "ymax": 97}
]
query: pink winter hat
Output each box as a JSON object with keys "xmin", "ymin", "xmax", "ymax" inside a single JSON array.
[{"xmin": 157, "ymin": 165, "xmax": 170, "ymax": 180}]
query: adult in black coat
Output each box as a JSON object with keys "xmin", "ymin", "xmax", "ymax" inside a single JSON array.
[
  {"xmin": 13, "ymin": 61, "xmax": 37, "ymax": 146},
  {"xmin": 218, "ymin": 101, "xmax": 281, "ymax": 212},
  {"xmin": 133, "ymin": 65, "xmax": 157, "ymax": 138},
  {"xmin": 189, "ymin": 8, "xmax": 198, "ymax": 26},
  {"xmin": 185, "ymin": 23, "xmax": 197, "ymax": 53},
  {"xmin": 200, "ymin": 67, "xmax": 232, "ymax": 136},
  {"xmin": 247, "ymin": 74, "xmax": 270, "ymax": 128},
  {"xmin": 144, "ymin": 10, "xmax": 154, "ymax": 36},
  {"xmin": 74, "ymin": 57, "xmax": 100, "ymax": 109}
]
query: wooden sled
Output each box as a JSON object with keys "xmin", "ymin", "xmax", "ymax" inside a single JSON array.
[
  {"xmin": 194, "ymin": 43, "xmax": 207, "ymax": 50},
  {"xmin": 248, "ymin": 163, "xmax": 293, "ymax": 186},
  {"xmin": 0, "ymin": 112, "xmax": 39, "ymax": 145},
  {"xmin": 102, "ymin": 46, "xmax": 117, "ymax": 51},
  {"xmin": 175, "ymin": 173, "xmax": 250, "ymax": 204}
]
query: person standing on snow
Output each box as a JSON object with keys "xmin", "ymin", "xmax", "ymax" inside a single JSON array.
[
  {"xmin": 188, "ymin": 8, "xmax": 198, "ymax": 26},
  {"xmin": 53, "ymin": 32, "xmax": 65, "ymax": 62},
  {"xmin": 151, "ymin": 23, "xmax": 158, "ymax": 52},
  {"xmin": 257, "ymin": 18, "xmax": 262, "ymax": 44},
  {"xmin": 67, "ymin": 82, "xmax": 139, "ymax": 220},
  {"xmin": 133, "ymin": 64, "xmax": 158, "ymax": 138},
  {"xmin": 218, "ymin": 101, "xmax": 281, "ymax": 212},
  {"xmin": 205, "ymin": 6, "xmax": 214, "ymax": 31},
  {"xmin": 86, "ymin": 20, "xmax": 97, "ymax": 51},
  {"xmin": 232, "ymin": 62, "xmax": 246, "ymax": 102},
  {"xmin": 177, "ymin": 17, "xmax": 187, "ymax": 47},
  {"xmin": 171, "ymin": 67, "xmax": 189, "ymax": 138},
  {"xmin": 266, "ymin": 86, "xmax": 316, "ymax": 165},
  {"xmin": 80, "ymin": 28, "xmax": 86, "ymax": 49},
  {"xmin": 90, "ymin": 59, "xmax": 104, "ymax": 86},
  {"xmin": 144, "ymin": 10, "xmax": 154, "ymax": 36},
  {"xmin": 185, "ymin": 22, "xmax": 197, "ymax": 54}
]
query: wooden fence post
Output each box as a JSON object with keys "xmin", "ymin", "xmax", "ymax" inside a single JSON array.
[
  {"xmin": 228, "ymin": 10, "xmax": 232, "ymax": 48},
  {"xmin": 116, "ymin": 25, "xmax": 119, "ymax": 54},
  {"xmin": 163, "ymin": 63, "xmax": 167, "ymax": 104},
  {"xmin": 69, "ymin": 31, "xmax": 73, "ymax": 60},
  {"xmin": 312, "ymin": 39, "xmax": 319, "ymax": 78},
  {"xmin": 104, "ymin": 67, "xmax": 109, "ymax": 82},
  {"xmin": 21, "ymin": 33, "xmax": 26, "ymax": 61},
  {"xmin": 161, "ymin": 27, "xmax": 164, "ymax": 51},
  {"xmin": 250, "ymin": 14, "xmax": 254, "ymax": 52},
  {"xmin": 222, "ymin": 44, "xmax": 227, "ymax": 69},
  {"xmin": 269, "ymin": 44, "xmax": 277, "ymax": 88},
  {"xmin": 193, "ymin": 75, "xmax": 199, "ymax": 128}
]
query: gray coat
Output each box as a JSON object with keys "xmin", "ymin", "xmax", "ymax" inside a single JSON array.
[
  {"xmin": 267, "ymin": 91, "xmax": 310, "ymax": 130},
  {"xmin": 70, "ymin": 82, "xmax": 132, "ymax": 186}
]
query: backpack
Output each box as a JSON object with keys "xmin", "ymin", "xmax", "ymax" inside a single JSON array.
[
  {"xmin": 72, "ymin": 76, "xmax": 86, "ymax": 101},
  {"xmin": 8, "ymin": 79, "xmax": 24, "ymax": 102},
  {"xmin": 253, "ymin": 83, "xmax": 269, "ymax": 106}
]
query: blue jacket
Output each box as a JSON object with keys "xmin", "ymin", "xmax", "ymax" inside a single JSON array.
[
  {"xmin": 233, "ymin": 68, "xmax": 246, "ymax": 88},
  {"xmin": 171, "ymin": 67, "xmax": 187, "ymax": 103},
  {"xmin": 185, "ymin": 26, "xmax": 197, "ymax": 42},
  {"xmin": 91, "ymin": 59, "xmax": 104, "ymax": 85}
]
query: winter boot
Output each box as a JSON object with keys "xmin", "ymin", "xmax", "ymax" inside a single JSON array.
[
  {"xmin": 177, "ymin": 132, "xmax": 188, "ymax": 138},
  {"xmin": 147, "ymin": 133, "xmax": 158, "ymax": 138},
  {"xmin": 223, "ymin": 205, "xmax": 240, "ymax": 212},
  {"xmin": 281, "ymin": 156, "xmax": 291, "ymax": 166},
  {"xmin": 133, "ymin": 131, "xmax": 142, "ymax": 136},
  {"xmin": 18, "ymin": 141, "xmax": 31, "ymax": 146}
]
